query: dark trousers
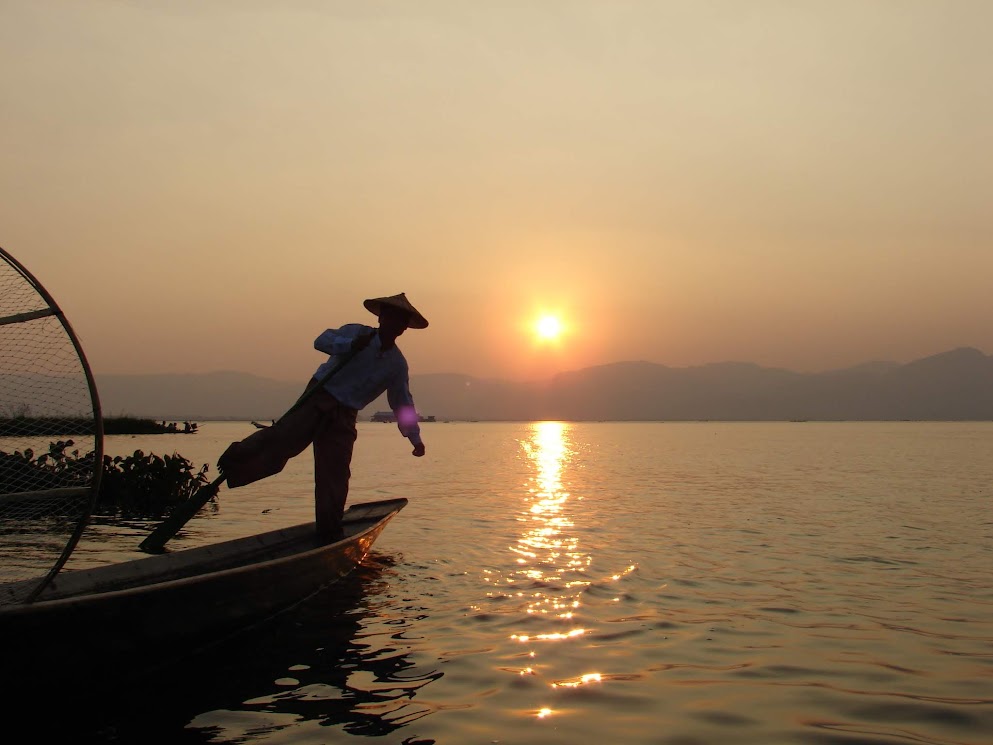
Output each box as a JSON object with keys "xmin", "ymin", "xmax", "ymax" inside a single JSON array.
[{"xmin": 218, "ymin": 380, "xmax": 358, "ymax": 540}]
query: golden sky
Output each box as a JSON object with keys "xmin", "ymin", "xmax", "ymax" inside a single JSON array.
[{"xmin": 2, "ymin": 1, "xmax": 991, "ymax": 382}]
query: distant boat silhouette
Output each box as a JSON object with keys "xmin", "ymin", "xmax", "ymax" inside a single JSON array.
[{"xmin": 370, "ymin": 411, "xmax": 435, "ymax": 423}]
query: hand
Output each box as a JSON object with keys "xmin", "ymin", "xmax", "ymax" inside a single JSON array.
[{"xmin": 411, "ymin": 442, "xmax": 425, "ymax": 457}]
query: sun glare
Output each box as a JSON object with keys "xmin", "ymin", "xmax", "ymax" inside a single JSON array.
[{"xmin": 535, "ymin": 315, "xmax": 563, "ymax": 341}]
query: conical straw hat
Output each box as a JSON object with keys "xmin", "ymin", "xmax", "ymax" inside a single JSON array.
[{"xmin": 363, "ymin": 292, "xmax": 429, "ymax": 329}]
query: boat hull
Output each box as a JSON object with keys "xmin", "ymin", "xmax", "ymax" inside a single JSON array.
[{"xmin": 0, "ymin": 498, "xmax": 407, "ymax": 689}]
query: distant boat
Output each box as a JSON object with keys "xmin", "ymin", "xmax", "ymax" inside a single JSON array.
[{"xmin": 369, "ymin": 411, "xmax": 435, "ymax": 423}]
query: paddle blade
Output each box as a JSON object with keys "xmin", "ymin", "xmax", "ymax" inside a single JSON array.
[{"xmin": 138, "ymin": 476, "xmax": 223, "ymax": 553}]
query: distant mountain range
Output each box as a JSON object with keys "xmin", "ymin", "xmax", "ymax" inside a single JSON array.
[{"xmin": 94, "ymin": 347, "xmax": 993, "ymax": 422}]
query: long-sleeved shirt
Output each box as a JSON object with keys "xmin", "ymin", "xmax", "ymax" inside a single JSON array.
[{"xmin": 313, "ymin": 324, "xmax": 422, "ymax": 445}]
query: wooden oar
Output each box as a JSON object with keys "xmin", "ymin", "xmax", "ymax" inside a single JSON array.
[{"xmin": 138, "ymin": 341, "xmax": 367, "ymax": 553}]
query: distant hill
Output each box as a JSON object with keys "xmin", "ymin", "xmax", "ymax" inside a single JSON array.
[
  {"xmin": 95, "ymin": 347, "xmax": 993, "ymax": 421},
  {"xmin": 98, "ymin": 371, "xmax": 302, "ymax": 421}
]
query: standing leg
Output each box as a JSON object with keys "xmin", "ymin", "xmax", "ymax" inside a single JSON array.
[{"xmin": 312, "ymin": 396, "xmax": 358, "ymax": 542}]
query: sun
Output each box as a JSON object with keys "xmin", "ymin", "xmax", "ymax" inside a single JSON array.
[{"xmin": 535, "ymin": 314, "xmax": 563, "ymax": 341}]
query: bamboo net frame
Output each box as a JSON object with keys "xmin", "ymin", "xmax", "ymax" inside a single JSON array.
[{"xmin": 0, "ymin": 246, "xmax": 104, "ymax": 604}]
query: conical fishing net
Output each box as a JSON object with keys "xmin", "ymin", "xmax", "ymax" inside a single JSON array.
[{"xmin": 0, "ymin": 247, "xmax": 103, "ymax": 604}]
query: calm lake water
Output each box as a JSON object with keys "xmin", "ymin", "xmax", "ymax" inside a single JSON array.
[{"xmin": 51, "ymin": 422, "xmax": 993, "ymax": 742}]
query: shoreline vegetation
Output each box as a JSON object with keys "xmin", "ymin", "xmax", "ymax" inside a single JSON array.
[
  {"xmin": 110, "ymin": 418, "xmax": 199, "ymax": 435},
  {"xmin": 1, "ymin": 438, "xmax": 209, "ymax": 518},
  {"xmin": 0, "ymin": 416, "xmax": 199, "ymax": 437},
  {"xmin": 1, "ymin": 417, "xmax": 205, "ymax": 517}
]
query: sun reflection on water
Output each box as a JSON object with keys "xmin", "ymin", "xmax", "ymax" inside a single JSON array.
[
  {"xmin": 511, "ymin": 421, "xmax": 586, "ymax": 619},
  {"xmin": 501, "ymin": 421, "xmax": 608, "ymax": 707}
]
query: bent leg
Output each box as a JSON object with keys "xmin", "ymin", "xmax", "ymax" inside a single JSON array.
[{"xmin": 218, "ymin": 388, "xmax": 322, "ymax": 488}]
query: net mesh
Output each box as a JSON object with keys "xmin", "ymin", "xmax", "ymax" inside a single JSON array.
[{"xmin": 0, "ymin": 248, "xmax": 102, "ymax": 604}]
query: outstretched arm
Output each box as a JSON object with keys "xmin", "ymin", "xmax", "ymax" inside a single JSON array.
[
  {"xmin": 388, "ymin": 371, "xmax": 425, "ymax": 457},
  {"xmin": 395, "ymin": 404, "xmax": 425, "ymax": 456}
]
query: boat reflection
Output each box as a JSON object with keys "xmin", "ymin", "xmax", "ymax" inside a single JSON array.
[
  {"xmin": 62, "ymin": 555, "xmax": 440, "ymax": 742},
  {"xmin": 185, "ymin": 555, "xmax": 443, "ymax": 739}
]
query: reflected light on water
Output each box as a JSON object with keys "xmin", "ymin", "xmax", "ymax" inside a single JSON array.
[
  {"xmin": 510, "ymin": 421, "xmax": 586, "ymax": 621},
  {"xmin": 552, "ymin": 673, "xmax": 603, "ymax": 689},
  {"xmin": 511, "ymin": 628, "xmax": 587, "ymax": 643},
  {"xmin": 498, "ymin": 423, "xmax": 634, "ymax": 713},
  {"xmin": 503, "ymin": 419, "xmax": 608, "ymax": 706}
]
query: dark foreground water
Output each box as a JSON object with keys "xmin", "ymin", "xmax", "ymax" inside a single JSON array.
[{"xmin": 25, "ymin": 422, "xmax": 993, "ymax": 743}]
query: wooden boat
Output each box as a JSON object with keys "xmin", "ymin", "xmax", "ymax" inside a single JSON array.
[
  {"xmin": 0, "ymin": 250, "xmax": 413, "ymax": 699},
  {"xmin": 0, "ymin": 497, "xmax": 407, "ymax": 690}
]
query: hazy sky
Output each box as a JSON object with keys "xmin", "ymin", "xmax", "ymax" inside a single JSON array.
[{"xmin": 2, "ymin": 1, "xmax": 991, "ymax": 382}]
